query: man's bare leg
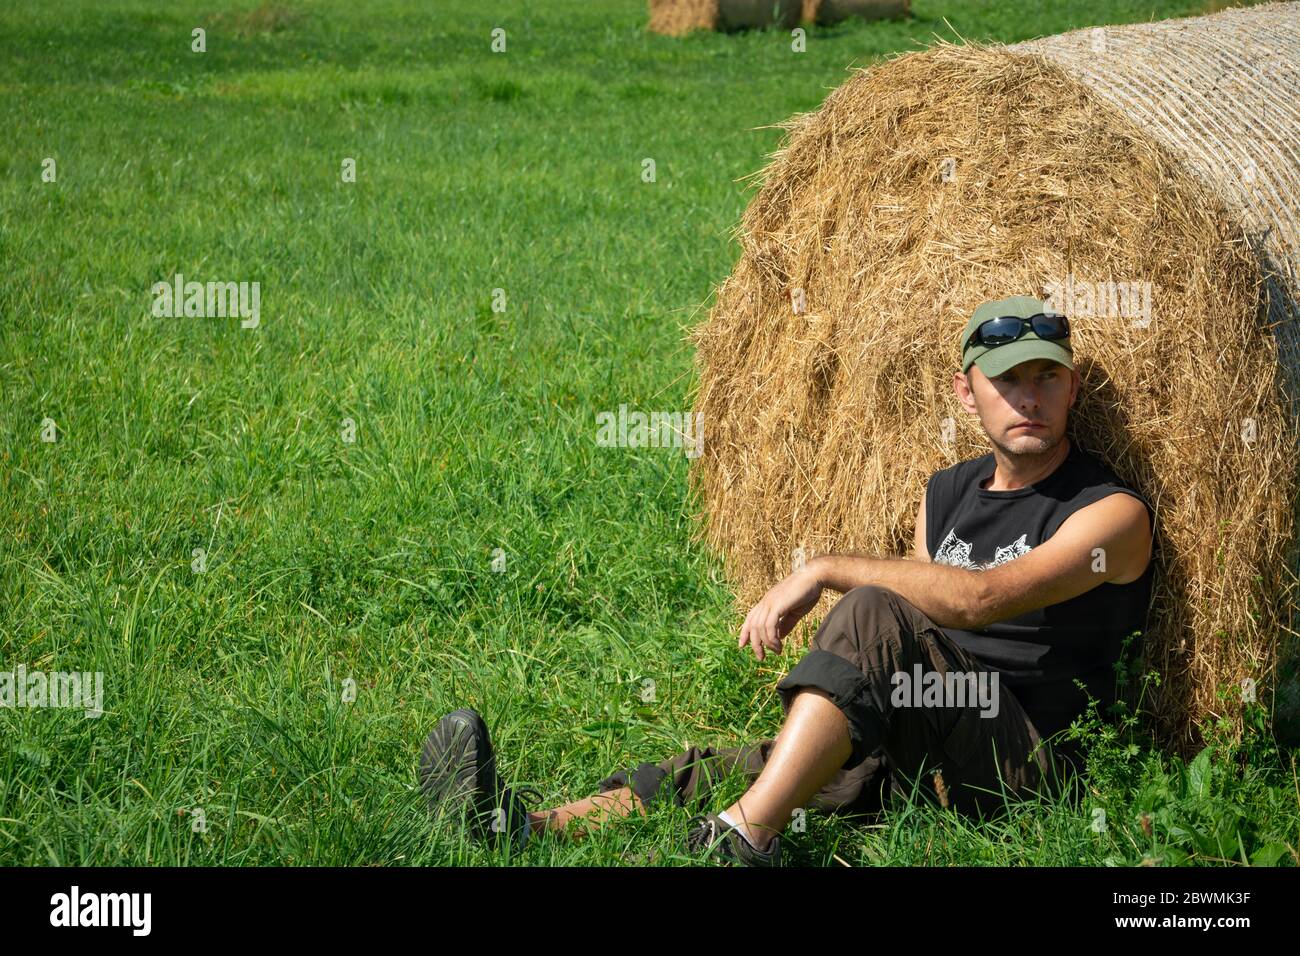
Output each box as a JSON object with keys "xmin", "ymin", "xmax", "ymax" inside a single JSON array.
[
  {"xmin": 721, "ymin": 688, "xmax": 852, "ymax": 851},
  {"xmin": 525, "ymin": 687, "xmax": 850, "ymax": 847},
  {"xmin": 527, "ymin": 786, "xmax": 646, "ymax": 840}
]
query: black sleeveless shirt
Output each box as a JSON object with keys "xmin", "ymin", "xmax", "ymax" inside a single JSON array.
[{"xmin": 924, "ymin": 442, "xmax": 1156, "ymax": 742}]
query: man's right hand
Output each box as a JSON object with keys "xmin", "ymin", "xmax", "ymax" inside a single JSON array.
[{"xmin": 738, "ymin": 566, "xmax": 824, "ymax": 661}]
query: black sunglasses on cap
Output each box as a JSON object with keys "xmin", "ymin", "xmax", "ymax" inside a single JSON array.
[{"xmin": 964, "ymin": 313, "xmax": 1070, "ymax": 352}]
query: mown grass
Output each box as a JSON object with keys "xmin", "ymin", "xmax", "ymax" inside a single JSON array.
[{"xmin": 0, "ymin": 0, "xmax": 1295, "ymax": 865}]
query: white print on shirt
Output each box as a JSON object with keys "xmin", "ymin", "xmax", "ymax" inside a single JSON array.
[{"xmin": 933, "ymin": 528, "xmax": 1033, "ymax": 571}]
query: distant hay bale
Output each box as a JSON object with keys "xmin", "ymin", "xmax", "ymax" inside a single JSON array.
[
  {"xmin": 803, "ymin": 0, "xmax": 911, "ymax": 24},
  {"xmin": 648, "ymin": 0, "xmax": 715, "ymax": 36},
  {"xmin": 649, "ymin": 0, "xmax": 802, "ymax": 36},
  {"xmin": 689, "ymin": 1, "xmax": 1300, "ymax": 755}
]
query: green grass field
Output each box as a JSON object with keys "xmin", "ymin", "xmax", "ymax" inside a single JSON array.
[{"xmin": 1, "ymin": 0, "xmax": 1296, "ymax": 866}]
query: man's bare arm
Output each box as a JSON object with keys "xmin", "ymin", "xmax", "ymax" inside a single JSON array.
[
  {"xmin": 807, "ymin": 553, "xmax": 983, "ymax": 630},
  {"xmin": 965, "ymin": 493, "xmax": 1151, "ymax": 628},
  {"xmin": 809, "ymin": 492, "xmax": 1152, "ymax": 633},
  {"xmin": 807, "ymin": 481, "xmax": 979, "ymax": 628}
]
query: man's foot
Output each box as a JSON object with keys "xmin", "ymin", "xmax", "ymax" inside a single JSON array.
[
  {"xmin": 683, "ymin": 811, "xmax": 782, "ymax": 866},
  {"xmin": 418, "ymin": 707, "xmax": 541, "ymax": 853}
]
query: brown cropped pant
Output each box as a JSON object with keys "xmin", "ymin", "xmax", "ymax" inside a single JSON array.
[{"xmin": 597, "ymin": 585, "xmax": 1081, "ymax": 819}]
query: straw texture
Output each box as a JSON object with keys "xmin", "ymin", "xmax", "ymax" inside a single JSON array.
[{"xmin": 690, "ymin": 2, "xmax": 1300, "ymax": 753}]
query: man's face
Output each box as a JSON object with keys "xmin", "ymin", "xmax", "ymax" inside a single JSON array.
[{"xmin": 953, "ymin": 358, "xmax": 1079, "ymax": 457}]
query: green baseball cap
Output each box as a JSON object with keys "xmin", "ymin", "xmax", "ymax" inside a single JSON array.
[{"xmin": 960, "ymin": 295, "xmax": 1073, "ymax": 377}]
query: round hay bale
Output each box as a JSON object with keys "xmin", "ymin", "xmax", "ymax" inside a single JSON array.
[
  {"xmin": 689, "ymin": 1, "xmax": 1300, "ymax": 755},
  {"xmin": 648, "ymin": 0, "xmax": 716, "ymax": 36},
  {"xmin": 648, "ymin": 0, "xmax": 802, "ymax": 36},
  {"xmin": 807, "ymin": 0, "xmax": 911, "ymax": 25}
]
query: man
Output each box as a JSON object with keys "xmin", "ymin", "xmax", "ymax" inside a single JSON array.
[{"xmin": 419, "ymin": 294, "xmax": 1156, "ymax": 866}]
